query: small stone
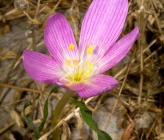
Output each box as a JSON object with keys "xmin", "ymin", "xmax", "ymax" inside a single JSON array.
[{"xmin": 14, "ymin": 0, "xmax": 28, "ymax": 11}]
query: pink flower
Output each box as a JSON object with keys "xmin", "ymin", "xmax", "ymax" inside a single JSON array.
[{"xmin": 22, "ymin": 0, "xmax": 139, "ymax": 98}]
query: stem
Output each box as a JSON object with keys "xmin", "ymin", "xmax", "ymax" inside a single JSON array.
[{"xmin": 52, "ymin": 90, "xmax": 74, "ymax": 140}]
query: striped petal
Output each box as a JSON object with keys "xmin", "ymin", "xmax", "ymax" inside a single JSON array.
[
  {"xmin": 78, "ymin": 74, "xmax": 119, "ymax": 98},
  {"xmin": 44, "ymin": 14, "xmax": 79, "ymax": 64},
  {"xmin": 56, "ymin": 79, "xmax": 86, "ymax": 91},
  {"xmin": 22, "ymin": 50, "xmax": 63, "ymax": 84},
  {"xmin": 98, "ymin": 27, "xmax": 139, "ymax": 73},
  {"xmin": 79, "ymin": 0, "xmax": 128, "ymax": 60}
]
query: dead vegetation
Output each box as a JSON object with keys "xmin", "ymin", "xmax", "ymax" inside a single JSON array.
[{"xmin": 0, "ymin": 0, "xmax": 164, "ymax": 140}]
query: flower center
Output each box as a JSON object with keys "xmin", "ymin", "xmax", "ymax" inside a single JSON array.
[
  {"xmin": 64, "ymin": 59, "xmax": 93, "ymax": 83},
  {"xmin": 60, "ymin": 44, "xmax": 95, "ymax": 87}
]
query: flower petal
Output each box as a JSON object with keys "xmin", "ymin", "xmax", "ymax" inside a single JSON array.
[
  {"xmin": 22, "ymin": 50, "xmax": 63, "ymax": 84},
  {"xmin": 98, "ymin": 27, "xmax": 139, "ymax": 73},
  {"xmin": 57, "ymin": 79, "xmax": 86, "ymax": 91},
  {"xmin": 78, "ymin": 74, "xmax": 119, "ymax": 98},
  {"xmin": 44, "ymin": 14, "xmax": 78, "ymax": 64},
  {"xmin": 79, "ymin": 0, "xmax": 128, "ymax": 59}
]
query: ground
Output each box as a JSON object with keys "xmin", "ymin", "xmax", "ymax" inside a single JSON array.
[{"xmin": 0, "ymin": 0, "xmax": 164, "ymax": 140}]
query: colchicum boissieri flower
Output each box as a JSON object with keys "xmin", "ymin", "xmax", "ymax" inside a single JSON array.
[{"xmin": 22, "ymin": 0, "xmax": 139, "ymax": 98}]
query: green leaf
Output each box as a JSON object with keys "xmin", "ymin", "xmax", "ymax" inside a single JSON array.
[
  {"xmin": 50, "ymin": 86, "xmax": 59, "ymax": 94},
  {"xmin": 23, "ymin": 86, "xmax": 58, "ymax": 139},
  {"xmin": 38, "ymin": 86, "xmax": 58, "ymax": 131},
  {"xmin": 38, "ymin": 97, "xmax": 48, "ymax": 132},
  {"xmin": 70, "ymin": 98, "xmax": 112, "ymax": 140},
  {"xmin": 23, "ymin": 101, "xmax": 39, "ymax": 139}
]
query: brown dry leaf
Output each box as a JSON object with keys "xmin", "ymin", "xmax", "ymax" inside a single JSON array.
[
  {"xmin": 61, "ymin": 121, "xmax": 71, "ymax": 140},
  {"xmin": 75, "ymin": 111, "xmax": 83, "ymax": 129},
  {"xmin": 121, "ymin": 122, "xmax": 136, "ymax": 140},
  {"xmin": 21, "ymin": 104, "xmax": 32, "ymax": 116},
  {"xmin": 4, "ymin": 8, "xmax": 25, "ymax": 20},
  {"xmin": 155, "ymin": 133, "xmax": 164, "ymax": 140},
  {"xmin": 0, "ymin": 51, "xmax": 17, "ymax": 60},
  {"xmin": 27, "ymin": 18, "xmax": 42, "ymax": 24},
  {"xmin": 129, "ymin": 136, "xmax": 136, "ymax": 140},
  {"xmin": 0, "ymin": 23, "xmax": 10, "ymax": 34},
  {"xmin": 4, "ymin": 8, "xmax": 37, "ymax": 21},
  {"xmin": 7, "ymin": 133, "xmax": 16, "ymax": 140},
  {"xmin": 13, "ymin": 91, "xmax": 22, "ymax": 102},
  {"xmin": 10, "ymin": 110, "xmax": 24, "ymax": 127}
]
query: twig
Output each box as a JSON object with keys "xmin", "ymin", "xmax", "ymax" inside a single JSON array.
[
  {"xmin": 0, "ymin": 83, "xmax": 40, "ymax": 93},
  {"xmin": 103, "ymin": 47, "xmax": 137, "ymax": 130}
]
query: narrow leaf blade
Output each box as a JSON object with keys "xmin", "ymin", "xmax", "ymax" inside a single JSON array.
[
  {"xmin": 70, "ymin": 98, "xmax": 112, "ymax": 140},
  {"xmin": 23, "ymin": 101, "xmax": 39, "ymax": 139},
  {"xmin": 38, "ymin": 86, "xmax": 58, "ymax": 131}
]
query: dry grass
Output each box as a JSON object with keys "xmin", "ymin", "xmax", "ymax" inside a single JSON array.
[{"xmin": 0, "ymin": 0, "xmax": 164, "ymax": 140}]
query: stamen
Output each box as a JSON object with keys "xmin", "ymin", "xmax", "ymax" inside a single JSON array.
[
  {"xmin": 82, "ymin": 61, "xmax": 93, "ymax": 78},
  {"xmin": 68, "ymin": 43, "xmax": 75, "ymax": 50},
  {"xmin": 73, "ymin": 59, "xmax": 79, "ymax": 67},
  {"xmin": 65, "ymin": 59, "xmax": 71, "ymax": 66},
  {"xmin": 87, "ymin": 61, "xmax": 93, "ymax": 71},
  {"xmin": 61, "ymin": 58, "xmax": 94, "ymax": 85},
  {"xmin": 86, "ymin": 45, "xmax": 94, "ymax": 54},
  {"xmin": 65, "ymin": 83, "xmax": 72, "ymax": 86}
]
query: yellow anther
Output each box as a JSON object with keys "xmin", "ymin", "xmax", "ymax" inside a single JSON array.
[
  {"xmin": 73, "ymin": 59, "xmax": 79, "ymax": 67},
  {"xmin": 68, "ymin": 43, "xmax": 75, "ymax": 50},
  {"xmin": 87, "ymin": 61, "xmax": 93, "ymax": 71},
  {"xmin": 65, "ymin": 83, "xmax": 72, "ymax": 86},
  {"xmin": 86, "ymin": 45, "xmax": 94, "ymax": 55},
  {"xmin": 65, "ymin": 59, "xmax": 71, "ymax": 66},
  {"xmin": 82, "ymin": 73, "xmax": 90, "ymax": 78},
  {"xmin": 82, "ymin": 61, "xmax": 93, "ymax": 78}
]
